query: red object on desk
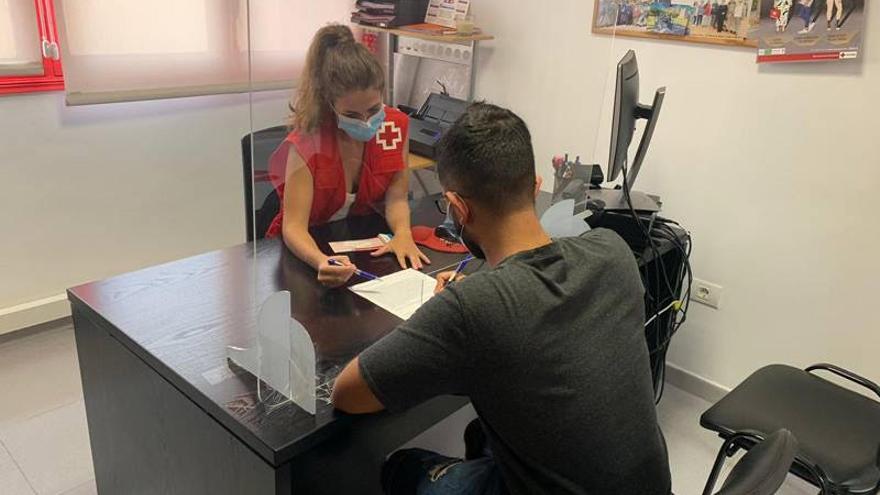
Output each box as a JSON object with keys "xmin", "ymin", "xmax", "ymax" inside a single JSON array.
[{"xmin": 411, "ymin": 226, "xmax": 469, "ymax": 254}]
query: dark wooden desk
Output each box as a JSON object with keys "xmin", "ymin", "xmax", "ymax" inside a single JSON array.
[{"xmin": 69, "ymin": 197, "xmax": 472, "ymax": 495}]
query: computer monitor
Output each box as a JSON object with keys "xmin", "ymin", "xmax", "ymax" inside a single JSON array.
[{"xmin": 600, "ymin": 50, "xmax": 666, "ymax": 211}]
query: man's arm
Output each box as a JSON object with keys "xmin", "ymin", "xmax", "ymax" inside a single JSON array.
[
  {"xmin": 331, "ymin": 357, "xmax": 385, "ymax": 414},
  {"xmin": 331, "ymin": 288, "xmax": 470, "ymax": 414}
]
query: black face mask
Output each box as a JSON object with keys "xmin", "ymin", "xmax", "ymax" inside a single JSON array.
[{"xmin": 452, "ymin": 211, "xmax": 486, "ymax": 260}]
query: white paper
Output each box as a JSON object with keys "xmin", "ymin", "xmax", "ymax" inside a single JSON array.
[
  {"xmin": 350, "ymin": 269, "xmax": 436, "ymax": 320},
  {"xmin": 329, "ymin": 237, "xmax": 385, "ymax": 253}
]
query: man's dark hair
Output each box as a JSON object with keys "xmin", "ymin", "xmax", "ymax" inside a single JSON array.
[{"xmin": 437, "ymin": 102, "xmax": 536, "ymax": 212}]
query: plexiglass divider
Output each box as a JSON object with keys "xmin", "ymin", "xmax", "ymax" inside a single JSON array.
[{"xmin": 541, "ymin": 11, "xmax": 621, "ymax": 236}]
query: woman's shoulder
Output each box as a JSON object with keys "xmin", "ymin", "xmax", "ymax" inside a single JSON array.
[
  {"xmin": 288, "ymin": 118, "xmax": 336, "ymax": 140},
  {"xmin": 384, "ymin": 105, "xmax": 410, "ymax": 127},
  {"xmin": 286, "ymin": 120, "xmax": 337, "ymax": 154}
]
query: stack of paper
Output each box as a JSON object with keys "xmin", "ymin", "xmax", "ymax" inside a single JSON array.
[
  {"xmin": 349, "ymin": 269, "xmax": 437, "ymax": 320},
  {"xmin": 329, "ymin": 237, "xmax": 385, "ymax": 254},
  {"xmin": 352, "ymin": 0, "xmax": 396, "ymax": 27}
]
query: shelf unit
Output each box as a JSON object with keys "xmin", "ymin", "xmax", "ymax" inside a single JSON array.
[{"xmin": 355, "ymin": 24, "xmax": 494, "ymax": 103}]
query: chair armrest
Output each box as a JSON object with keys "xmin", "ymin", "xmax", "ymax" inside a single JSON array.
[
  {"xmin": 714, "ymin": 430, "xmax": 798, "ymax": 495},
  {"xmin": 805, "ymin": 363, "xmax": 880, "ymax": 400}
]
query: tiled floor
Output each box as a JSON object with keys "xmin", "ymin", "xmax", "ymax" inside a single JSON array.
[
  {"xmin": 0, "ymin": 322, "xmax": 817, "ymax": 494},
  {"xmin": 0, "ymin": 324, "xmax": 95, "ymax": 495}
]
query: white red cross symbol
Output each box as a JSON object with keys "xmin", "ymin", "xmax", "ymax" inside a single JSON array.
[{"xmin": 377, "ymin": 121, "xmax": 403, "ymax": 151}]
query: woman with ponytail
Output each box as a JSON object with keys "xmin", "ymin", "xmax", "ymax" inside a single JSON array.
[{"xmin": 266, "ymin": 25, "xmax": 429, "ymax": 287}]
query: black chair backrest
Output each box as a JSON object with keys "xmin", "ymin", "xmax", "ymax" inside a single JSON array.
[
  {"xmin": 242, "ymin": 126, "xmax": 288, "ymax": 241},
  {"xmin": 714, "ymin": 430, "xmax": 798, "ymax": 495}
]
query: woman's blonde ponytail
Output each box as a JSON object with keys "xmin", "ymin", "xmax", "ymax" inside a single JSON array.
[{"xmin": 291, "ymin": 25, "xmax": 385, "ymax": 133}]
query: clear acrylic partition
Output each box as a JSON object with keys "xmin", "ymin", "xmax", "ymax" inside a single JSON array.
[
  {"xmin": 233, "ymin": 2, "xmax": 623, "ymax": 417},
  {"xmin": 233, "ymin": 1, "xmax": 354, "ymax": 418},
  {"xmin": 590, "ymin": 3, "xmax": 685, "ymax": 399},
  {"xmin": 589, "ymin": 3, "xmax": 633, "ymax": 191},
  {"xmin": 539, "ymin": 6, "xmax": 622, "ymax": 236}
]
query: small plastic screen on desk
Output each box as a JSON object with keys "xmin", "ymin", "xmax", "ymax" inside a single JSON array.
[
  {"xmin": 540, "ymin": 199, "xmax": 592, "ymax": 239},
  {"xmin": 227, "ymin": 291, "xmax": 317, "ymax": 415}
]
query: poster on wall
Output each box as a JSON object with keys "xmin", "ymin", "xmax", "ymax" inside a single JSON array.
[
  {"xmin": 592, "ymin": 0, "xmax": 760, "ymax": 47},
  {"xmin": 756, "ymin": 0, "xmax": 864, "ymax": 63},
  {"xmin": 425, "ymin": 0, "xmax": 470, "ymax": 29}
]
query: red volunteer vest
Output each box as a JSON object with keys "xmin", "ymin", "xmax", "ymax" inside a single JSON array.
[{"xmin": 264, "ymin": 107, "xmax": 409, "ymax": 238}]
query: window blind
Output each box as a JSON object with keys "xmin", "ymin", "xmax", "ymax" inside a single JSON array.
[
  {"xmin": 56, "ymin": 0, "xmax": 352, "ymax": 105},
  {"xmin": 0, "ymin": 0, "xmax": 44, "ymax": 76}
]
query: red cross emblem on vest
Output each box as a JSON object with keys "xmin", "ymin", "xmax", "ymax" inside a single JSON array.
[{"xmin": 377, "ymin": 121, "xmax": 403, "ymax": 151}]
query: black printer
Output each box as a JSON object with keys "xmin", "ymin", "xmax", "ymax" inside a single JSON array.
[{"xmin": 408, "ymin": 93, "xmax": 469, "ymax": 159}]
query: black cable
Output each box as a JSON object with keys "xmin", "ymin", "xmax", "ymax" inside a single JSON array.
[
  {"xmin": 652, "ymin": 232, "xmax": 690, "ymax": 329},
  {"xmin": 645, "ymin": 211, "xmax": 667, "ymax": 336},
  {"xmin": 654, "ymin": 221, "xmax": 693, "ymax": 331},
  {"xmin": 621, "ymin": 163, "xmax": 676, "ymax": 299},
  {"xmin": 647, "ymin": 223, "xmax": 693, "ymax": 354},
  {"xmin": 621, "ymin": 163, "xmax": 675, "ymax": 331},
  {"xmin": 652, "ymin": 223, "xmax": 690, "ymax": 289},
  {"xmin": 656, "ymin": 223, "xmax": 692, "ymax": 293},
  {"xmin": 653, "ymin": 224, "xmax": 691, "ymax": 302},
  {"xmin": 620, "ymin": 162, "xmax": 676, "ymax": 403},
  {"xmin": 619, "ymin": 162, "xmax": 694, "ymax": 404}
]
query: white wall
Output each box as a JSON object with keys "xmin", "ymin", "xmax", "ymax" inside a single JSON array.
[
  {"xmin": 0, "ymin": 90, "xmax": 290, "ymax": 329},
  {"xmin": 3, "ymin": 3, "xmax": 878, "ymax": 389},
  {"xmin": 472, "ymin": 0, "xmax": 880, "ymax": 389}
]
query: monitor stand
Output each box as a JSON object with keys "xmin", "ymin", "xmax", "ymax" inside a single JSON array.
[{"xmin": 584, "ymin": 188, "xmax": 661, "ymax": 213}]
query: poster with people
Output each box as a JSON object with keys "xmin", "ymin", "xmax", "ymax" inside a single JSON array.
[
  {"xmin": 593, "ymin": 0, "xmax": 760, "ymax": 47},
  {"xmin": 756, "ymin": 0, "xmax": 864, "ymax": 62}
]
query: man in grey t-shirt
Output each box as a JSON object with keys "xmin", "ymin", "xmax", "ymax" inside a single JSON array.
[{"xmin": 332, "ymin": 103, "xmax": 671, "ymax": 495}]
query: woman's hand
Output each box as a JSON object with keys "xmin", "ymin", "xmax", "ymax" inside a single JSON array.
[
  {"xmin": 371, "ymin": 235, "xmax": 431, "ymax": 270},
  {"xmin": 434, "ymin": 271, "xmax": 466, "ymax": 294},
  {"xmin": 317, "ymin": 256, "xmax": 357, "ymax": 288}
]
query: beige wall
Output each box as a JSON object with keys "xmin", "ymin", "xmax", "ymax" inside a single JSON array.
[
  {"xmin": 0, "ymin": 91, "xmax": 289, "ymax": 331},
  {"xmin": 3, "ymin": 2, "xmax": 879, "ymax": 388},
  {"xmin": 472, "ymin": 0, "xmax": 879, "ymax": 388}
]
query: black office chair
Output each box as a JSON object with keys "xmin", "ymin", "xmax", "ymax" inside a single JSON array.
[
  {"xmin": 242, "ymin": 126, "xmax": 288, "ymax": 242},
  {"xmin": 701, "ymin": 364, "xmax": 880, "ymax": 494}
]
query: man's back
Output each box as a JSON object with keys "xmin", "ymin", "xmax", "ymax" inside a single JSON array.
[{"xmin": 359, "ymin": 229, "xmax": 671, "ymax": 494}]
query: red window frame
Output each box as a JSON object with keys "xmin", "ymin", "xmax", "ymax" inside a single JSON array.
[{"xmin": 0, "ymin": 0, "xmax": 64, "ymax": 96}]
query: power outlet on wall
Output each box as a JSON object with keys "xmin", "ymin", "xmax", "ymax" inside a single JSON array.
[{"xmin": 691, "ymin": 279, "xmax": 723, "ymax": 309}]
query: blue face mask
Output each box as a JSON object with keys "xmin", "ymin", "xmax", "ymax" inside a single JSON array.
[{"xmin": 336, "ymin": 107, "xmax": 386, "ymax": 142}]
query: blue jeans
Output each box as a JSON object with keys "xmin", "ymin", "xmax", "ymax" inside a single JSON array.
[
  {"xmin": 797, "ymin": 3, "xmax": 813, "ymax": 24},
  {"xmin": 382, "ymin": 448, "xmax": 508, "ymax": 495}
]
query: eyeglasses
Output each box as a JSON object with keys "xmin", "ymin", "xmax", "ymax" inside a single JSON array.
[
  {"xmin": 435, "ymin": 198, "xmax": 450, "ymax": 215},
  {"xmin": 435, "ymin": 192, "xmax": 470, "ymax": 215}
]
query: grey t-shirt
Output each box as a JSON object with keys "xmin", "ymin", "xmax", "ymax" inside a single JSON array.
[{"xmin": 359, "ymin": 229, "xmax": 671, "ymax": 495}]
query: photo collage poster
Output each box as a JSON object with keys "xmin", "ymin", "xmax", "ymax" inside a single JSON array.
[{"xmin": 593, "ymin": 0, "xmax": 760, "ymax": 48}]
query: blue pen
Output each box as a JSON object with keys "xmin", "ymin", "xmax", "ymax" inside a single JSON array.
[
  {"xmin": 328, "ymin": 259, "xmax": 380, "ymax": 281},
  {"xmin": 447, "ymin": 255, "xmax": 474, "ymax": 285}
]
